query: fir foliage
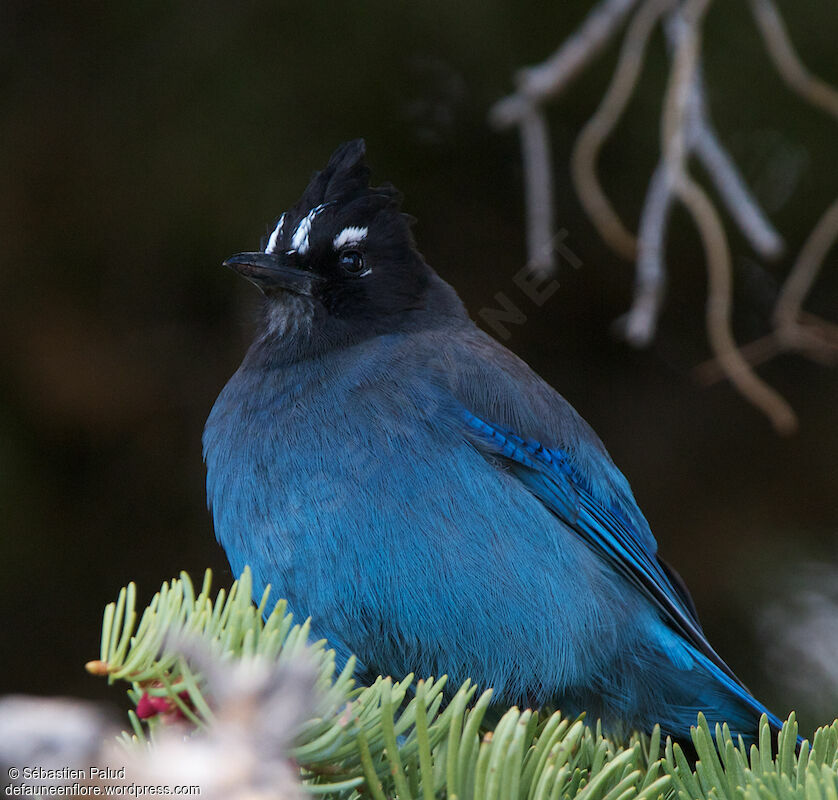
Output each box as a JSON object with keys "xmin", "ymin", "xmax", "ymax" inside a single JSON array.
[{"xmin": 90, "ymin": 569, "xmax": 838, "ymax": 800}]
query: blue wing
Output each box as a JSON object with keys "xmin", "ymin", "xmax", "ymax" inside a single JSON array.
[{"xmin": 461, "ymin": 409, "xmax": 747, "ymax": 690}]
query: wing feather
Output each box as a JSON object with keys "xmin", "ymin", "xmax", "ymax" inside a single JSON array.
[{"xmin": 461, "ymin": 409, "xmax": 747, "ymax": 690}]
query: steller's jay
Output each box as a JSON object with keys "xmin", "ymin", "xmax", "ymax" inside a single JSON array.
[{"xmin": 204, "ymin": 139, "xmax": 788, "ymax": 746}]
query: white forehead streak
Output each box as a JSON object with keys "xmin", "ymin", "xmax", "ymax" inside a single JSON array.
[
  {"xmin": 332, "ymin": 226, "xmax": 368, "ymax": 250},
  {"xmin": 265, "ymin": 213, "xmax": 285, "ymax": 254},
  {"xmin": 291, "ymin": 204, "xmax": 328, "ymax": 255}
]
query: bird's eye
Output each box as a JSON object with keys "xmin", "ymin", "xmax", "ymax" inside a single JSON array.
[{"xmin": 338, "ymin": 250, "xmax": 366, "ymax": 275}]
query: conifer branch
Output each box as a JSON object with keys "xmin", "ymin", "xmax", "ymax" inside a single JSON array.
[{"xmin": 67, "ymin": 570, "xmax": 838, "ymax": 799}]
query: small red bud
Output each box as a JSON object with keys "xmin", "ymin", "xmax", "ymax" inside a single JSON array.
[
  {"xmin": 135, "ymin": 687, "xmax": 195, "ymax": 722},
  {"xmin": 135, "ymin": 692, "xmax": 157, "ymax": 719}
]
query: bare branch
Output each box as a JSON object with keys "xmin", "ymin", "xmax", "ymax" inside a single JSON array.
[
  {"xmin": 519, "ymin": 105, "xmax": 557, "ymax": 275},
  {"xmin": 694, "ymin": 322, "xmax": 838, "ymax": 392},
  {"xmin": 660, "ymin": 0, "xmax": 710, "ymax": 168},
  {"xmin": 663, "ymin": 9, "xmax": 784, "ymax": 261},
  {"xmin": 800, "ymin": 312, "xmax": 838, "ymax": 346},
  {"xmin": 775, "ymin": 196, "xmax": 838, "ymax": 329},
  {"xmin": 624, "ymin": 160, "xmax": 675, "ymax": 345},
  {"xmin": 660, "ymin": 0, "xmax": 797, "ymax": 432},
  {"xmin": 678, "ymin": 173, "xmax": 798, "ymax": 434},
  {"xmin": 773, "ymin": 195, "xmax": 838, "ymax": 362},
  {"xmin": 620, "ymin": 3, "xmax": 783, "ymax": 345},
  {"xmin": 492, "ymin": 0, "xmax": 835, "ymax": 430},
  {"xmin": 571, "ymin": 0, "xmax": 676, "ymax": 262},
  {"xmin": 748, "ymin": 0, "xmax": 838, "ymax": 122},
  {"xmin": 616, "ymin": 0, "xmax": 708, "ymax": 348},
  {"xmin": 690, "ymin": 103, "xmax": 786, "ymax": 259},
  {"xmin": 489, "ymin": 0, "xmax": 640, "ymax": 129},
  {"xmin": 692, "ymin": 333, "xmax": 783, "ymax": 385}
]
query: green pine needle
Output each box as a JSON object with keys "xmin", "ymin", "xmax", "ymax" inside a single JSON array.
[{"xmin": 89, "ymin": 569, "xmax": 838, "ymax": 800}]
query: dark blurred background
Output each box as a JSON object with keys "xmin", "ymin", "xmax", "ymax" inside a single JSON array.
[{"xmin": 1, "ymin": 2, "xmax": 836, "ymax": 735}]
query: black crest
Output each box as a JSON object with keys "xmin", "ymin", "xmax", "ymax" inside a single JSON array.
[
  {"xmin": 224, "ymin": 138, "xmax": 466, "ymax": 355},
  {"xmin": 291, "ymin": 139, "xmax": 402, "ymax": 217}
]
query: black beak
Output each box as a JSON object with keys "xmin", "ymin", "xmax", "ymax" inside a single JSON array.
[{"xmin": 222, "ymin": 252, "xmax": 322, "ymax": 295}]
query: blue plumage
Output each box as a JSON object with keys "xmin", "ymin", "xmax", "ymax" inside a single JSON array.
[{"xmin": 204, "ymin": 139, "xmax": 788, "ymax": 745}]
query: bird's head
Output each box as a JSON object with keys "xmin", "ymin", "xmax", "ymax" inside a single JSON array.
[{"xmin": 225, "ymin": 139, "xmax": 460, "ymax": 358}]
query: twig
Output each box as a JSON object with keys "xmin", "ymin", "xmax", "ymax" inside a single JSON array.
[
  {"xmin": 621, "ymin": 3, "xmax": 784, "ymax": 346},
  {"xmin": 775, "ymin": 197, "xmax": 838, "ymax": 327},
  {"xmin": 660, "ymin": 0, "xmax": 705, "ymax": 171},
  {"xmin": 749, "ymin": 0, "xmax": 838, "ymax": 368},
  {"xmin": 694, "ymin": 310, "xmax": 838, "ymax": 386},
  {"xmin": 618, "ymin": 0, "xmax": 707, "ymax": 347},
  {"xmin": 774, "ymin": 196, "xmax": 838, "ymax": 356},
  {"xmin": 489, "ymin": 0, "xmax": 640, "ymax": 129},
  {"xmin": 690, "ymin": 105, "xmax": 785, "ymax": 259},
  {"xmin": 664, "ymin": 10, "xmax": 785, "ymax": 261},
  {"xmin": 692, "ymin": 333, "xmax": 783, "ymax": 385},
  {"xmin": 688, "ymin": 0, "xmax": 838, "ymax": 390},
  {"xmin": 624, "ymin": 160, "xmax": 675, "ymax": 345},
  {"xmin": 570, "ymin": 0, "xmax": 676, "ymax": 262},
  {"xmin": 748, "ymin": 0, "xmax": 838, "ymax": 122},
  {"xmin": 679, "ymin": 174, "xmax": 798, "ymax": 433},
  {"xmin": 750, "ymin": 0, "xmax": 838, "ymax": 345},
  {"xmin": 662, "ymin": 0, "xmax": 798, "ymax": 433},
  {"xmin": 492, "ymin": 0, "xmax": 835, "ymax": 430},
  {"xmin": 520, "ymin": 105, "xmax": 556, "ymax": 275}
]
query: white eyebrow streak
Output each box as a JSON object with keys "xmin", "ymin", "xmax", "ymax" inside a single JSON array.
[
  {"xmin": 265, "ymin": 213, "xmax": 285, "ymax": 254},
  {"xmin": 291, "ymin": 204, "xmax": 328, "ymax": 255},
  {"xmin": 332, "ymin": 226, "xmax": 368, "ymax": 250}
]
